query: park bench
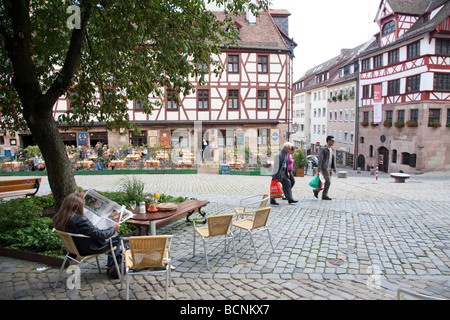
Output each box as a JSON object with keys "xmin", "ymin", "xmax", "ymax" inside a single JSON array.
[
  {"xmin": 0, "ymin": 178, "xmax": 42, "ymax": 198},
  {"xmin": 127, "ymin": 199, "xmax": 210, "ymax": 235},
  {"xmin": 390, "ymin": 173, "xmax": 410, "ymax": 183}
]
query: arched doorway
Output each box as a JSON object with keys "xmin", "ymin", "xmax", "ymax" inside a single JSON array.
[
  {"xmin": 378, "ymin": 147, "xmax": 389, "ymax": 173},
  {"xmin": 357, "ymin": 154, "xmax": 365, "ymax": 171}
]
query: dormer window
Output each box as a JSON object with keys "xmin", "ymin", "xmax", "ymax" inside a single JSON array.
[
  {"xmin": 423, "ymin": 14, "xmax": 429, "ymax": 24},
  {"xmin": 382, "ymin": 20, "xmax": 395, "ymax": 36}
]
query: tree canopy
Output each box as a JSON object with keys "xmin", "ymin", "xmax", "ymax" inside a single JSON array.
[
  {"xmin": 0, "ymin": 0, "xmax": 269, "ymax": 208},
  {"xmin": 1, "ymin": 0, "xmax": 269, "ymax": 131}
]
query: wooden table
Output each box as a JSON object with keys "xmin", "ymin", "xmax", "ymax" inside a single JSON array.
[
  {"xmin": 2, "ymin": 161, "xmax": 23, "ymax": 169},
  {"xmin": 144, "ymin": 160, "xmax": 160, "ymax": 167},
  {"xmin": 75, "ymin": 160, "xmax": 94, "ymax": 168},
  {"xmin": 127, "ymin": 200, "xmax": 210, "ymax": 235},
  {"xmin": 109, "ymin": 160, "xmax": 126, "ymax": 168}
]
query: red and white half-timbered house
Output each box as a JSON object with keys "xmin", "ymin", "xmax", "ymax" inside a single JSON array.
[
  {"xmin": 358, "ymin": 0, "xmax": 450, "ymax": 174},
  {"xmin": 49, "ymin": 8, "xmax": 296, "ymax": 166}
]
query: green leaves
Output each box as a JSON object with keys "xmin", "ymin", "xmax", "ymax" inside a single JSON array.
[{"xmin": 1, "ymin": 0, "xmax": 269, "ymax": 132}]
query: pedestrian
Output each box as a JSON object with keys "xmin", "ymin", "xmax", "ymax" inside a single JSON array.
[
  {"xmin": 313, "ymin": 136, "xmax": 337, "ymax": 200},
  {"xmin": 271, "ymin": 142, "xmax": 298, "ymax": 205},
  {"xmin": 52, "ymin": 193, "xmax": 122, "ymax": 278},
  {"xmin": 288, "ymin": 146, "xmax": 296, "ymax": 188}
]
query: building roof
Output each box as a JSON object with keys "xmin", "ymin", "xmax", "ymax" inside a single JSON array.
[
  {"xmin": 362, "ymin": 0, "xmax": 450, "ymax": 57},
  {"xmin": 386, "ymin": 0, "xmax": 446, "ymax": 16},
  {"xmin": 294, "ymin": 42, "xmax": 369, "ymax": 93},
  {"xmin": 213, "ymin": 10, "xmax": 295, "ymax": 52}
]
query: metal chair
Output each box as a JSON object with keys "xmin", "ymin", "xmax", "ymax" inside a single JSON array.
[
  {"xmin": 234, "ymin": 194, "xmax": 270, "ymax": 215},
  {"xmin": 53, "ymin": 230, "xmax": 120, "ymax": 288},
  {"xmin": 232, "ymin": 207, "xmax": 274, "ymax": 259},
  {"xmin": 120, "ymin": 235, "xmax": 173, "ymax": 300},
  {"xmin": 193, "ymin": 214, "xmax": 238, "ymax": 270}
]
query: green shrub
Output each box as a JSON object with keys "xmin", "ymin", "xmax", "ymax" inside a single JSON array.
[{"xmin": 0, "ymin": 199, "xmax": 64, "ymax": 257}]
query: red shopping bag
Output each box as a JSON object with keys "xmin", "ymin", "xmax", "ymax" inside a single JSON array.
[
  {"xmin": 270, "ymin": 180, "xmax": 284, "ymax": 198},
  {"xmin": 318, "ymin": 172, "xmax": 325, "ymax": 191}
]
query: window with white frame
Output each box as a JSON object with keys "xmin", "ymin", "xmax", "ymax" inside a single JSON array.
[
  {"xmin": 344, "ymin": 109, "xmax": 349, "ymax": 121},
  {"xmin": 344, "ymin": 131, "xmax": 348, "ymax": 144},
  {"xmin": 350, "ymin": 109, "xmax": 355, "ymax": 121}
]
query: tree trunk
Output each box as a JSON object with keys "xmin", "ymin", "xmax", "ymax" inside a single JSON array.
[
  {"xmin": 24, "ymin": 101, "xmax": 77, "ymax": 210},
  {"xmin": 4, "ymin": 0, "xmax": 92, "ymax": 210}
]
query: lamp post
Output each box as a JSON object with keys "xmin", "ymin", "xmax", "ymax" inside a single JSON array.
[{"xmin": 287, "ymin": 123, "xmax": 299, "ymax": 142}]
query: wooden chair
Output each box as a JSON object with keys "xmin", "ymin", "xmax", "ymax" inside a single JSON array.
[
  {"xmin": 120, "ymin": 235, "xmax": 173, "ymax": 300},
  {"xmin": 234, "ymin": 194, "xmax": 269, "ymax": 215},
  {"xmin": 193, "ymin": 214, "xmax": 237, "ymax": 270},
  {"xmin": 53, "ymin": 230, "xmax": 119, "ymax": 288},
  {"xmin": 232, "ymin": 207, "xmax": 274, "ymax": 259}
]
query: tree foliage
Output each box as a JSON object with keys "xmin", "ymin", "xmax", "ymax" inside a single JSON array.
[
  {"xmin": 0, "ymin": 0, "xmax": 269, "ymax": 132},
  {"xmin": 0, "ymin": 0, "xmax": 269, "ymax": 208}
]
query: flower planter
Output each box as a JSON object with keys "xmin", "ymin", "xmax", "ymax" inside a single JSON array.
[
  {"xmin": 394, "ymin": 121, "xmax": 405, "ymax": 128},
  {"xmin": 429, "ymin": 120, "xmax": 442, "ymax": 128},
  {"xmin": 406, "ymin": 121, "xmax": 418, "ymax": 127}
]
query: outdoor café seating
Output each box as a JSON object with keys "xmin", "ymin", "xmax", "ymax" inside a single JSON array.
[
  {"xmin": 120, "ymin": 235, "xmax": 173, "ymax": 300},
  {"xmin": 193, "ymin": 214, "xmax": 237, "ymax": 270}
]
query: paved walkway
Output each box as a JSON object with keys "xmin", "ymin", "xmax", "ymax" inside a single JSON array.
[{"xmin": 0, "ymin": 170, "xmax": 449, "ymax": 300}]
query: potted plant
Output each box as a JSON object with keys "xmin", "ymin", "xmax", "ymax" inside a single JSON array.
[
  {"xmin": 292, "ymin": 148, "xmax": 308, "ymax": 177},
  {"xmin": 332, "ymin": 96, "xmax": 337, "ymax": 102},
  {"xmin": 361, "ymin": 121, "xmax": 369, "ymax": 127},
  {"xmin": 406, "ymin": 120, "xmax": 418, "ymax": 127},
  {"xmin": 370, "ymin": 122, "xmax": 379, "ymax": 127},
  {"xmin": 429, "ymin": 120, "xmax": 441, "ymax": 128},
  {"xmin": 394, "ymin": 120, "xmax": 405, "ymax": 128},
  {"xmin": 337, "ymin": 92, "xmax": 343, "ymax": 101},
  {"xmin": 383, "ymin": 120, "xmax": 392, "ymax": 127},
  {"xmin": 447, "ymin": 122, "xmax": 450, "ymax": 128}
]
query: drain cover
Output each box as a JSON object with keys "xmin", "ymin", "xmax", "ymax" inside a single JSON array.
[{"xmin": 328, "ymin": 258, "xmax": 345, "ymax": 266}]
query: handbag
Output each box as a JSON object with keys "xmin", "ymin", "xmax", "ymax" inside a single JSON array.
[
  {"xmin": 309, "ymin": 174, "xmax": 320, "ymax": 189},
  {"xmin": 270, "ymin": 180, "xmax": 284, "ymax": 198}
]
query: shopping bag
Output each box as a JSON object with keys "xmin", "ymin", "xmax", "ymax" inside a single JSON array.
[
  {"xmin": 318, "ymin": 172, "xmax": 325, "ymax": 190},
  {"xmin": 309, "ymin": 174, "xmax": 319, "ymax": 189},
  {"xmin": 270, "ymin": 180, "xmax": 284, "ymax": 198}
]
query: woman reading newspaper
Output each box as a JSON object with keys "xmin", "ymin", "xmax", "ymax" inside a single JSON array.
[{"xmin": 53, "ymin": 193, "xmax": 122, "ymax": 279}]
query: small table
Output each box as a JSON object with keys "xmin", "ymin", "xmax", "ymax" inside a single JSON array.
[
  {"xmin": 127, "ymin": 200, "xmax": 210, "ymax": 235},
  {"xmin": 390, "ymin": 173, "xmax": 411, "ymax": 183},
  {"xmin": 130, "ymin": 207, "xmax": 178, "ymax": 235}
]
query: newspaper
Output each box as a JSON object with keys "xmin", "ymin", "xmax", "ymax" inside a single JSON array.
[{"xmin": 83, "ymin": 189, "xmax": 134, "ymax": 230}]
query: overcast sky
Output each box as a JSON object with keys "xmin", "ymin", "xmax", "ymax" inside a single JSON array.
[{"xmin": 269, "ymin": 0, "xmax": 382, "ymax": 81}]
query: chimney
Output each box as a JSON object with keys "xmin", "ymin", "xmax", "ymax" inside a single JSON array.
[{"xmin": 246, "ymin": 0, "xmax": 257, "ymax": 25}]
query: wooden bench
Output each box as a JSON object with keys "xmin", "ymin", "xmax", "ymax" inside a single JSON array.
[
  {"xmin": 127, "ymin": 199, "xmax": 210, "ymax": 235},
  {"xmin": 390, "ymin": 173, "xmax": 410, "ymax": 183},
  {"xmin": 0, "ymin": 178, "xmax": 42, "ymax": 198}
]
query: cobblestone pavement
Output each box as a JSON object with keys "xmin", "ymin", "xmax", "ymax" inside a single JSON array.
[{"xmin": 0, "ymin": 170, "xmax": 449, "ymax": 300}]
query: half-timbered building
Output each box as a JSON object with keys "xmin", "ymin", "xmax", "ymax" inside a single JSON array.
[
  {"xmin": 358, "ymin": 0, "xmax": 450, "ymax": 173},
  {"xmin": 54, "ymin": 9, "xmax": 295, "ymax": 165}
]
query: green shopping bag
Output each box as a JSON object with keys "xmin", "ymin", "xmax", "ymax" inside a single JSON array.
[{"xmin": 309, "ymin": 174, "xmax": 319, "ymax": 189}]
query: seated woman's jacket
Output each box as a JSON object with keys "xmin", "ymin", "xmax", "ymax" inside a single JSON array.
[{"xmin": 67, "ymin": 214, "xmax": 116, "ymax": 256}]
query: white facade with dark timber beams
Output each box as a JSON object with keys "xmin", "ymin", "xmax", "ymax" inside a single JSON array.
[{"xmin": 6, "ymin": 8, "xmax": 296, "ymax": 166}]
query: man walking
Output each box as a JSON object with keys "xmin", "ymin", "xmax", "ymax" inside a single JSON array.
[
  {"xmin": 313, "ymin": 136, "xmax": 337, "ymax": 200},
  {"xmin": 271, "ymin": 142, "xmax": 298, "ymax": 205}
]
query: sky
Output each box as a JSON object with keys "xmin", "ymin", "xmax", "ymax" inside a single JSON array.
[{"xmin": 269, "ymin": 0, "xmax": 382, "ymax": 81}]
